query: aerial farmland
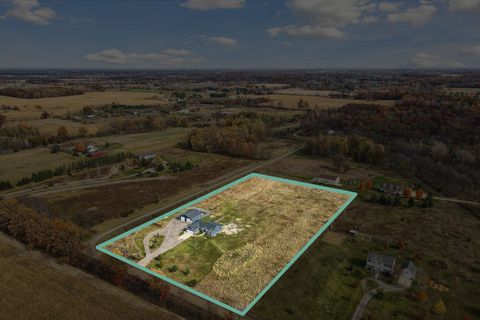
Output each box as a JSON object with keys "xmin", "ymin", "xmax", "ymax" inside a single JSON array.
[{"xmin": 100, "ymin": 173, "xmax": 356, "ymax": 314}]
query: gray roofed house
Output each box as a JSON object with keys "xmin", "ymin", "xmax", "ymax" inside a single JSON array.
[
  {"xmin": 366, "ymin": 252, "xmax": 396, "ymax": 275},
  {"xmin": 398, "ymin": 261, "xmax": 417, "ymax": 287},
  {"xmin": 178, "ymin": 208, "xmax": 206, "ymax": 223},
  {"xmin": 186, "ymin": 220, "xmax": 223, "ymax": 237},
  {"xmin": 136, "ymin": 152, "xmax": 156, "ymax": 161}
]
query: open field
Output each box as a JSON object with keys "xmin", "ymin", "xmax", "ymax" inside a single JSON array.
[
  {"xmin": 0, "ymin": 234, "xmax": 182, "ymax": 320},
  {"xmin": 102, "ymin": 175, "xmax": 354, "ymax": 312},
  {"xmin": 0, "ymin": 146, "xmax": 76, "ymax": 183},
  {"xmin": 0, "ymin": 128, "xmax": 190, "ymax": 183},
  {"xmin": 45, "ymin": 151, "xmax": 251, "ymax": 229},
  {"xmin": 0, "ymin": 90, "xmax": 167, "ymax": 121},
  {"xmin": 250, "ymin": 93, "xmax": 395, "ymax": 109},
  {"xmin": 252, "ymin": 199, "xmax": 480, "ymax": 319}
]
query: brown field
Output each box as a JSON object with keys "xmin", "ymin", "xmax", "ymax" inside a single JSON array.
[
  {"xmin": 250, "ymin": 93, "xmax": 395, "ymax": 109},
  {"xmin": 107, "ymin": 175, "xmax": 352, "ymax": 311},
  {"xmin": 0, "ymin": 234, "xmax": 182, "ymax": 320},
  {"xmin": 194, "ymin": 177, "xmax": 351, "ymax": 310},
  {"xmin": 45, "ymin": 150, "xmax": 251, "ymax": 229},
  {"xmin": 0, "ymin": 90, "xmax": 167, "ymax": 121}
]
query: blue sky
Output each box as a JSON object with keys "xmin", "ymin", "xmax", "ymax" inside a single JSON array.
[{"xmin": 0, "ymin": 0, "xmax": 479, "ymax": 69}]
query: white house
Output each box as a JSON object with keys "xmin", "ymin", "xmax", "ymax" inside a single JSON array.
[{"xmin": 311, "ymin": 174, "xmax": 341, "ymax": 186}]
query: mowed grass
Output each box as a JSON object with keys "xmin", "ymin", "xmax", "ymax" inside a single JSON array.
[
  {"xmin": 249, "ymin": 93, "xmax": 395, "ymax": 109},
  {"xmin": 149, "ymin": 200, "xmax": 269, "ymax": 284},
  {"xmin": 0, "ymin": 237, "xmax": 182, "ymax": 320},
  {"xmin": 252, "ymin": 237, "xmax": 366, "ymax": 319},
  {"xmin": 0, "ymin": 90, "xmax": 167, "ymax": 121}
]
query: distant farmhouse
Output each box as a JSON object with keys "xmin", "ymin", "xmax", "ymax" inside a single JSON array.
[
  {"xmin": 311, "ymin": 174, "xmax": 341, "ymax": 186},
  {"xmin": 366, "ymin": 252, "xmax": 396, "ymax": 276},
  {"xmin": 378, "ymin": 183, "xmax": 404, "ymax": 195},
  {"xmin": 85, "ymin": 143, "xmax": 98, "ymax": 154},
  {"xmin": 136, "ymin": 152, "xmax": 156, "ymax": 161},
  {"xmin": 398, "ymin": 261, "xmax": 417, "ymax": 287},
  {"xmin": 179, "ymin": 208, "xmax": 223, "ymax": 237}
]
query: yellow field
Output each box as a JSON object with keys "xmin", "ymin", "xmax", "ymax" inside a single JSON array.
[
  {"xmin": 0, "ymin": 90, "xmax": 167, "ymax": 121},
  {"xmin": 250, "ymin": 93, "xmax": 395, "ymax": 109},
  {"xmin": 193, "ymin": 177, "xmax": 351, "ymax": 310},
  {"xmin": 0, "ymin": 235, "xmax": 182, "ymax": 320}
]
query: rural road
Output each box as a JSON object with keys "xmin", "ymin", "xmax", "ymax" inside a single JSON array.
[
  {"xmin": 88, "ymin": 143, "xmax": 305, "ymax": 250},
  {"xmin": 2, "ymin": 174, "xmax": 174, "ymax": 199},
  {"xmin": 351, "ymin": 278, "xmax": 404, "ymax": 320},
  {"xmin": 434, "ymin": 196, "xmax": 480, "ymax": 206},
  {"xmin": 138, "ymin": 218, "xmax": 188, "ymax": 267}
]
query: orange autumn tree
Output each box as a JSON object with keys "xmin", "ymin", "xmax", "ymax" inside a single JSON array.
[
  {"xmin": 416, "ymin": 188, "xmax": 424, "ymax": 200},
  {"xmin": 403, "ymin": 187, "xmax": 412, "ymax": 198},
  {"xmin": 74, "ymin": 142, "xmax": 85, "ymax": 153}
]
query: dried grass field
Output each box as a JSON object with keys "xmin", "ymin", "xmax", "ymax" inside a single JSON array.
[
  {"xmin": 0, "ymin": 235, "xmax": 182, "ymax": 320},
  {"xmin": 107, "ymin": 176, "xmax": 353, "ymax": 311},
  {"xmin": 194, "ymin": 177, "xmax": 351, "ymax": 310}
]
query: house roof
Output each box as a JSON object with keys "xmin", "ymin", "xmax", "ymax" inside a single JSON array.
[
  {"xmin": 401, "ymin": 261, "xmax": 417, "ymax": 274},
  {"xmin": 187, "ymin": 220, "xmax": 222, "ymax": 234},
  {"xmin": 181, "ymin": 208, "xmax": 205, "ymax": 221},
  {"xmin": 367, "ymin": 252, "xmax": 396, "ymax": 268},
  {"xmin": 137, "ymin": 152, "xmax": 156, "ymax": 158}
]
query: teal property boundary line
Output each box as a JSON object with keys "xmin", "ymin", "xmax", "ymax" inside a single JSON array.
[{"xmin": 96, "ymin": 172, "xmax": 357, "ymax": 317}]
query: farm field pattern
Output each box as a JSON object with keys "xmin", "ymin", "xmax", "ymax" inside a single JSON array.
[{"xmin": 99, "ymin": 173, "xmax": 356, "ymax": 314}]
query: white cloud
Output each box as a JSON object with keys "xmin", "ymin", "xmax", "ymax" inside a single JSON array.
[
  {"xmin": 163, "ymin": 48, "xmax": 195, "ymax": 56},
  {"xmin": 387, "ymin": 4, "xmax": 437, "ymax": 26},
  {"xmin": 448, "ymin": 0, "xmax": 480, "ymax": 11},
  {"xmin": 282, "ymin": 25, "xmax": 346, "ymax": 38},
  {"xmin": 209, "ymin": 36, "xmax": 237, "ymax": 46},
  {"xmin": 378, "ymin": 1, "xmax": 400, "ymax": 12},
  {"xmin": 266, "ymin": 0, "xmax": 379, "ymax": 39},
  {"xmin": 459, "ymin": 44, "xmax": 480, "ymax": 55},
  {"xmin": 84, "ymin": 48, "xmax": 205, "ymax": 66},
  {"xmin": 1, "ymin": 0, "xmax": 58, "ymax": 25},
  {"xmin": 362, "ymin": 15, "xmax": 379, "ymax": 23},
  {"xmin": 405, "ymin": 53, "xmax": 463, "ymax": 68},
  {"xmin": 180, "ymin": 0, "xmax": 245, "ymax": 10}
]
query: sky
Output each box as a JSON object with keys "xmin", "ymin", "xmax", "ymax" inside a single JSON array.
[{"xmin": 0, "ymin": 0, "xmax": 479, "ymax": 69}]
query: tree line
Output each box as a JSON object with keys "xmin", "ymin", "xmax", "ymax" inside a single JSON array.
[
  {"xmin": 0, "ymin": 199, "xmax": 84, "ymax": 261},
  {"xmin": 299, "ymin": 96, "xmax": 480, "ymax": 198},
  {"xmin": 304, "ymin": 134, "xmax": 386, "ymax": 165},
  {"xmin": 185, "ymin": 115, "xmax": 270, "ymax": 159},
  {"xmin": 0, "ymin": 86, "xmax": 84, "ymax": 99}
]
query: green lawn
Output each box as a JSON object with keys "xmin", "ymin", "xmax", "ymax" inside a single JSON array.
[{"xmin": 252, "ymin": 239, "xmax": 368, "ymax": 319}]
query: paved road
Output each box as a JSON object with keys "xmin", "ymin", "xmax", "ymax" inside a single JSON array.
[
  {"xmin": 87, "ymin": 143, "xmax": 305, "ymax": 250},
  {"xmin": 434, "ymin": 196, "xmax": 480, "ymax": 206},
  {"xmin": 138, "ymin": 219, "xmax": 188, "ymax": 267},
  {"xmin": 351, "ymin": 278, "xmax": 405, "ymax": 320}
]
